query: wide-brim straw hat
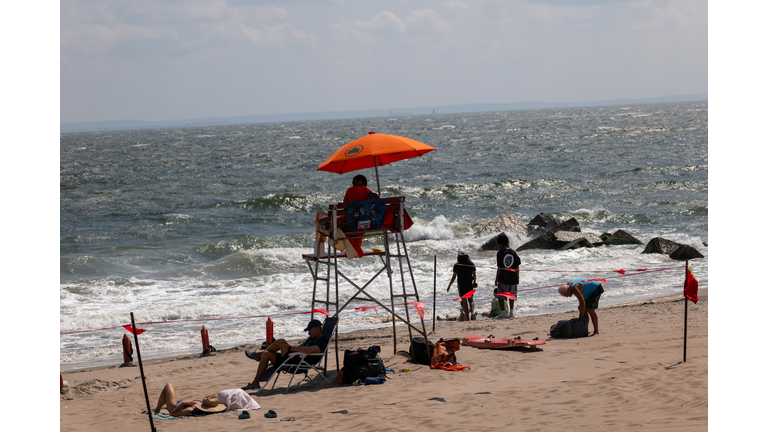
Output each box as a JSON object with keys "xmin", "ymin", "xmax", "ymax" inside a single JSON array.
[{"xmin": 194, "ymin": 394, "xmax": 227, "ymax": 413}]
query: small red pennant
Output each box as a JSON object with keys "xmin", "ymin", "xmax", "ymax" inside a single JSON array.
[
  {"xmin": 122, "ymin": 325, "xmax": 146, "ymax": 335},
  {"xmin": 355, "ymin": 306, "xmax": 378, "ymax": 313},
  {"xmin": 494, "ymin": 292, "xmax": 517, "ymax": 300},
  {"xmin": 313, "ymin": 308, "xmax": 330, "ymax": 316},
  {"xmin": 454, "ymin": 289, "xmax": 476, "ymax": 301}
]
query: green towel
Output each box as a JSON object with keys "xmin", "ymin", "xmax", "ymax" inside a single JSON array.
[{"xmin": 136, "ymin": 409, "xmax": 184, "ymax": 420}]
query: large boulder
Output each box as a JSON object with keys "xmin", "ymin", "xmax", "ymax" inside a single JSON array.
[
  {"xmin": 518, "ymin": 218, "xmax": 585, "ymax": 251},
  {"xmin": 600, "ymin": 229, "xmax": 643, "ymax": 246},
  {"xmin": 528, "ymin": 212, "xmax": 559, "ymax": 228},
  {"xmin": 669, "ymin": 245, "xmax": 704, "ymax": 260},
  {"xmin": 642, "ymin": 237, "xmax": 685, "ymax": 254},
  {"xmin": 480, "ymin": 211, "xmax": 528, "ymax": 237}
]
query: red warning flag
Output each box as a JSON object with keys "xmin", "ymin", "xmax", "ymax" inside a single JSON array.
[
  {"xmin": 313, "ymin": 308, "xmax": 330, "ymax": 316},
  {"xmin": 453, "ymin": 289, "xmax": 476, "ymax": 301},
  {"xmin": 408, "ymin": 302, "xmax": 425, "ymax": 319},
  {"xmin": 355, "ymin": 306, "xmax": 378, "ymax": 313},
  {"xmin": 684, "ymin": 267, "xmax": 699, "ymax": 304},
  {"xmin": 614, "ymin": 269, "xmax": 626, "ymax": 275},
  {"xmin": 494, "ymin": 292, "xmax": 517, "ymax": 300},
  {"xmin": 122, "ymin": 325, "xmax": 146, "ymax": 335}
]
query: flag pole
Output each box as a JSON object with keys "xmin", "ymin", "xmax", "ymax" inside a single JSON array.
[
  {"xmin": 683, "ymin": 259, "xmax": 689, "ymax": 363},
  {"xmin": 433, "ymin": 255, "xmax": 437, "ymax": 333},
  {"xmin": 131, "ymin": 312, "xmax": 157, "ymax": 432}
]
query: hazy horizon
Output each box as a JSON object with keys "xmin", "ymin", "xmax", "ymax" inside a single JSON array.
[{"xmin": 60, "ymin": 1, "xmax": 707, "ymax": 124}]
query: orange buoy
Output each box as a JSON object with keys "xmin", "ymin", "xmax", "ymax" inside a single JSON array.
[
  {"xmin": 266, "ymin": 317, "xmax": 274, "ymax": 344},
  {"xmin": 201, "ymin": 325, "xmax": 210, "ymax": 352}
]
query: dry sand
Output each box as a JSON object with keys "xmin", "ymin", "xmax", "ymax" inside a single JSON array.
[{"xmin": 60, "ymin": 290, "xmax": 707, "ymax": 431}]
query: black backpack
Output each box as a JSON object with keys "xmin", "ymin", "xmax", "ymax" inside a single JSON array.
[
  {"xmin": 409, "ymin": 337, "xmax": 434, "ymax": 365},
  {"xmin": 550, "ymin": 318, "xmax": 589, "ymax": 338},
  {"xmin": 341, "ymin": 346, "xmax": 386, "ymax": 384}
]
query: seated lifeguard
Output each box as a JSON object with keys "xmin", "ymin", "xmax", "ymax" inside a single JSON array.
[
  {"xmin": 241, "ymin": 319, "xmax": 329, "ymax": 390},
  {"xmin": 344, "ymin": 174, "xmax": 373, "ymax": 202}
]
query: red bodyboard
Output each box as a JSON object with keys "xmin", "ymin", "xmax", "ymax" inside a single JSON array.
[{"xmin": 462, "ymin": 334, "xmax": 545, "ymax": 349}]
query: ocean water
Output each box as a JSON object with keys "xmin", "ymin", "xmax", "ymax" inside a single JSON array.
[{"xmin": 60, "ymin": 102, "xmax": 708, "ymax": 369}]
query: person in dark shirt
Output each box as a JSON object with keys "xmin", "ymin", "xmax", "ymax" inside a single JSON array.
[
  {"xmin": 446, "ymin": 250, "xmax": 477, "ymax": 321},
  {"xmin": 494, "ymin": 233, "xmax": 521, "ymax": 318},
  {"xmin": 242, "ymin": 319, "xmax": 328, "ymax": 390}
]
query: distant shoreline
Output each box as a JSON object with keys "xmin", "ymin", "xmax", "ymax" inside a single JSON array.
[{"xmin": 60, "ymin": 93, "xmax": 707, "ymax": 133}]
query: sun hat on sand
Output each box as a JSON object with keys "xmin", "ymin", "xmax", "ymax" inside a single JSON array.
[{"xmin": 193, "ymin": 394, "xmax": 227, "ymax": 414}]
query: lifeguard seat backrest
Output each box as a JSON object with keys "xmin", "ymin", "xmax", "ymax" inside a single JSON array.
[{"xmin": 346, "ymin": 199, "xmax": 386, "ymax": 231}]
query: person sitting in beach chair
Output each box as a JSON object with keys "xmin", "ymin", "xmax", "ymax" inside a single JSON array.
[
  {"xmin": 242, "ymin": 319, "xmax": 329, "ymax": 390},
  {"xmin": 153, "ymin": 382, "xmax": 225, "ymax": 417},
  {"xmin": 558, "ymin": 278, "xmax": 604, "ymax": 335}
]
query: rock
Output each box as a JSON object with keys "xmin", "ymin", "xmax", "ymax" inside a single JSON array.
[
  {"xmin": 518, "ymin": 217, "xmax": 585, "ymax": 251},
  {"xmin": 558, "ymin": 238, "xmax": 595, "ymax": 250},
  {"xmin": 641, "ymin": 237, "xmax": 685, "ymax": 255},
  {"xmin": 555, "ymin": 231, "xmax": 602, "ymax": 244},
  {"xmin": 480, "ymin": 234, "xmax": 503, "ymax": 251},
  {"xmin": 527, "ymin": 213, "xmax": 561, "ymax": 231},
  {"xmin": 600, "ymin": 229, "xmax": 643, "ymax": 246},
  {"xmin": 480, "ymin": 211, "xmax": 528, "ymax": 236},
  {"xmin": 669, "ymin": 245, "xmax": 704, "ymax": 260}
]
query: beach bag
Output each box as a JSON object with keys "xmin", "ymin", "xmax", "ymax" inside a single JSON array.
[
  {"xmin": 550, "ymin": 318, "xmax": 589, "ymax": 338},
  {"xmin": 340, "ymin": 346, "xmax": 386, "ymax": 384},
  {"xmin": 431, "ymin": 339, "xmax": 461, "ymax": 366},
  {"xmin": 409, "ymin": 337, "xmax": 434, "ymax": 365}
]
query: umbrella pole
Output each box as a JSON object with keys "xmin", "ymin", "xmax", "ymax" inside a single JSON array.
[{"xmin": 374, "ymin": 156, "xmax": 381, "ymax": 196}]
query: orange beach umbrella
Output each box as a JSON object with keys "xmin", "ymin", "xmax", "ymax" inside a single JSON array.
[{"xmin": 317, "ymin": 132, "xmax": 436, "ymax": 194}]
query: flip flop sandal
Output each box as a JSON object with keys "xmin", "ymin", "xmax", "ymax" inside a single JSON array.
[
  {"xmin": 265, "ymin": 409, "xmax": 277, "ymax": 418},
  {"xmin": 280, "ymin": 417, "xmax": 296, "ymax": 422},
  {"xmin": 238, "ymin": 411, "xmax": 250, "ymax": 419}
]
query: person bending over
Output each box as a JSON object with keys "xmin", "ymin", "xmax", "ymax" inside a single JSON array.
[
  {"xmin": 558, "ymin": 278, "xmax": 604, "ymax": 335},
  {"xmin": 242, "ymin": 319, "xmax": 328, "ymax": 390},
  {"xmin": 494, "ymin": 233, "xmax": 521, "ymax": 318}
]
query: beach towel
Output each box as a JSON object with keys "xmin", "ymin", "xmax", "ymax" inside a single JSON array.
[
  {"xmin": 135, "ymin": 409, "xmax": 184, "ymax": 420},
  {"xmin": 430, "ymin": 362, "xmax": 471, "ymax": 372},
  {"xmin": 217, "ymin": 389, "xmax": 261, "ymax": 411}
]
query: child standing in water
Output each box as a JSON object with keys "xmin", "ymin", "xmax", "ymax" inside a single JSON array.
[{"xmin": 446, "ymin": 250, "xmax": 477, "ymax": 321}]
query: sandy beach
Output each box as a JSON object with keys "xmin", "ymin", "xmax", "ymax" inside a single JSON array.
[{"xmin": 60, "ymin": 289, "xmax": 707, "ymax": 431}]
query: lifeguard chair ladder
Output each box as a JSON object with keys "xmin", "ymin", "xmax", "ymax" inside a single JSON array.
[{"xmin": 302, "ymin": 196, "xmax": 429, "ymax": 373}]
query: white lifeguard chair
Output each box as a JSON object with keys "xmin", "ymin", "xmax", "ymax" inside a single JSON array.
[{"xmin": 302, "ymin": 196, "xmax": 429, "ymax": 372}]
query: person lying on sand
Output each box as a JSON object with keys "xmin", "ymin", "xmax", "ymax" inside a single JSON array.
[
  {"xmin": 242, "ymin": 319, "xmax": 329, "ymax": 390},
  {"xmin": 153, "ymin": 382, "xmax": 224, "ymax": 417},
  {"xmin": 558, "ymin": 279, "xmax": 604, "ymax": 335}
]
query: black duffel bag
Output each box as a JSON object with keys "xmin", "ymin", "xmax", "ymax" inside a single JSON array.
[
  {"xmin": 340, "ymin": 346, "xmax": 386, "ymax": 384},
  {"xmin": 550, "ymin": 317, "xmax": 589, "ymax": 338},
  {"xmin": 409, "ymin": 337, "xmax": 434, "ymax": 365}
]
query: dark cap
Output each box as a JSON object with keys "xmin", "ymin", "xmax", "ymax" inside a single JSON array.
[{"xmin": 304, "ymin": 319, "xmax": 322, "ymax": 331}]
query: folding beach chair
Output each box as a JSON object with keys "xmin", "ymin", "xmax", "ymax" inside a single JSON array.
[{"xmin": 259, "ymin": 315, "xmax": 338, "ymax": 394}]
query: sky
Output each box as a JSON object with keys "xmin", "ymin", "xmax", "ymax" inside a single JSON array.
[{"xmin": 59, "ymin": 0, "xmax": 707, "ymax": 124}]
